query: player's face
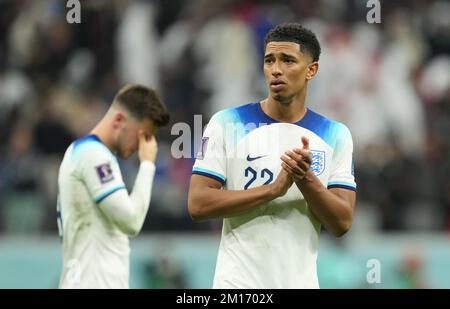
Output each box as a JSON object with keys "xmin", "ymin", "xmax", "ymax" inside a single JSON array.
[
  {"xmin": 263, "ymin": 41, "xmax": 316, "ymax": 104},
  {"xmin": 117, "ymin": 117, "xmax": 154, "ymax": 159}
]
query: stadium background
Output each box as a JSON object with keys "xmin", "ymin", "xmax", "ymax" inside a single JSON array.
[{"xmin": 0, "ymin": 0, "xmax": 449, "ymax": 288}]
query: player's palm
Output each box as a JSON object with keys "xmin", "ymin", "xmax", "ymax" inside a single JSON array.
[{"xmin": 138, "ymin": 133, "xmax": 158, "ymax": 163}]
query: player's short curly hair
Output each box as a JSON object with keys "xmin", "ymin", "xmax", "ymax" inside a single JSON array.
[
  {"xmin": 113, "ymin": 84, "xmax": 170, "ymax": 127},
  {"xmin": 264, "ymin": 23, "xmax": 321, "ymax": 62}
]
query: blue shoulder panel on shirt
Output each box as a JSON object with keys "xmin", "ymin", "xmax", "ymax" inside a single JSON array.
[
  {"xmin": 73, "ymin": 134, "xmax": 102, "ymax": 149},
  {"xmin": 214, "ymin": 102, "xmax": 272, "ymax": 139},
  {"xmin": 71, "ymin": 134, "xmax": 115, "ymax": 161},
  {"xmin": 214, "ymin": 103, "xmax": 347, "ymax": 149},
  {"xmin": 295, "ymin": 108, "xmax": 344, "ymax": 150}
]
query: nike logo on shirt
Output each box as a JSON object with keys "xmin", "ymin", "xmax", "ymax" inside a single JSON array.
[{"xmin": 246, "ymin": 154, "xmax": 268, "ymax": 161}]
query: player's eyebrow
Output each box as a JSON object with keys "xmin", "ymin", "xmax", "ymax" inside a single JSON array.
[
  {"xmin": 279, "ymin": 53, "xmax": 297, "ymax": 60},
  {"xmin": 264, "ymin": 52, "xmax": 297, "ymax": 60}
]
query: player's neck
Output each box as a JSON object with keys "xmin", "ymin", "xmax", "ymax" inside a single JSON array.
[
  {"xmin": 91, "ymin": 122, "xmax": 117, "ymax": 155},
  {"xmin": 262, "ymin": 96, "xmax": 307, "ymax": 123}
]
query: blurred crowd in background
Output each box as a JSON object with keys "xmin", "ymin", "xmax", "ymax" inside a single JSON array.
[{"xmin": 0, "ymin": 0, "xmax": 449, "ymax": 236}]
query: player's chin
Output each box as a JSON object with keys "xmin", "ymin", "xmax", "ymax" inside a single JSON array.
[
  {"xmin": 271, "ymin": 88, "xmax": 288, "ymax": 97},
  {"xmin": 273, "ymin": 93, "xmax": 289, "ymax": 103}
]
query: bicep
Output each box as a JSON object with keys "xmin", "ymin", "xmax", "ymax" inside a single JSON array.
[
  {"xmin": 188, "ymin": 174, "xmax": 224, "ymax": 220},
  {"xmin": 189, "ymin": 174, "xmax": 223, "ymax": 192},
  {"xmin": 188, "ymin": 174, "xmax": 223, "ymax": 208},
  {"xmin": 329, "ymin": 187, "xmax": 356, "ymax": 211}
]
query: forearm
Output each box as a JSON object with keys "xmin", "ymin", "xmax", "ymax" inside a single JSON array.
[
  {"xmin": 295, "ymin": 172, "xmax": 353, "ymax": 237},
  {"xmin": 99, "ymin": 161, "xmax": 155, "ymax": 236},
  {"xmin": 188, "ymin": 183, "xmax": 277, "ymax": 221},
  {"xmin": 129, "ymin": 161, "xmax": 155, "ymax": 234}
]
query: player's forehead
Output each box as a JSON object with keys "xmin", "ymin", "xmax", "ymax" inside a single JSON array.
[
  {"xmin": 137, "ymin": 118, "xmax": 155, "ymax": 134},
  {"xmin": 264, "ymin": 41, "xmax": 301, "ymax": 57}
]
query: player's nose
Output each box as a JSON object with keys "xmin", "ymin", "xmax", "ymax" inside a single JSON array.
[{"xmin": 271, "ymin": 62, "xmax": 282, "ymax": 77}]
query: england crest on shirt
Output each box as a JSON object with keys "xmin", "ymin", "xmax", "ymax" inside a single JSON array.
[{"xmin": 310, "ymin": 150, "xmax": 325, "ymax": 176}]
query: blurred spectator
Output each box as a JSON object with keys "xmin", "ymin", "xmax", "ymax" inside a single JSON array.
[
  {"xmin": 0, "ymin": 124, "xmax": 44, "ymax": 234},
  {"xmin": 143, "ymin": 255, "xmax": 186, "ymax": 288},
  {"xmin": 397, "ymin": 248, "xmax": 428, "ymax": 288},
  {"xmin": 116, "ymin": 1, "xmax": 159, "ymax": 88}
]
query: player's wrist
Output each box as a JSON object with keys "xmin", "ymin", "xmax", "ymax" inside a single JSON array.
[
  {"xmin": 140, "ymin": 160, "xmax": 156, "ymax": 171},
  {"xmin": 139, "ymin": 153, "xmax": 157, "ymax": 163},
  {"xmin": 294, "ymin": 170, "xmax": 312, "ymax": 186},
  {"xmin": 268, "ymin": 182, "xmax": 283, "ymax": 199}
]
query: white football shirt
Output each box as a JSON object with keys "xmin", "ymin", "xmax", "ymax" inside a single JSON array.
[
  {"xmin": 57, "ymin": 135, "xmax": 130, "ymax": 289},
  {"xmin": 192, "ymin": 102, "xmax": 356, "ymax": 288}
]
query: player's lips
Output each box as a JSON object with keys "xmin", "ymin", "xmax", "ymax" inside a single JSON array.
[{"xmin": 270, "ymin": 80, "xmax": 286, "ymax": 91}]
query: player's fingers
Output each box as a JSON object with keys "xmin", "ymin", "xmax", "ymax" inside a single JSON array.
[
  {"xmin": 301, "ymin": 136, "xmax": 310, "ymax": 151},
  {"xmin": 294, "ymin": 148, "xmax": 311, "ymax": 161},
  {"xmin": 138, "ymin": 130, "xmax": 146, "ymax": 144},
  {"xmin": 281, "ymin": 154, "xmax": 296, "ymax": 168},
  {"xmin": 281, "ymin": 155, "xmax": 305, "ymax": 176},
  {"xmin": 141, "ymin": 134, "xmax": 155, "ymax": 147},
  {"xmin": 292, "ymin": 148, "xmax": 308, "ymax": 156},
  {"xmin": 297, "ymin": 159, "xmax": 310, "ymax": 172},
  {"xmin": 285, "ymin": 150, "xmax": 303, "ymax": 162},
  {"xmin": 285, "ymin": 154, "xmax": 309, "ymax": 174},
  {"xmin": 282, "ymin": 162, "xmax": 305, "ymax": 181},
  {"xmin": 292, "ymin": 148, "xmax": 312, "ymax": 164},
  {"xmin": 281, "ymin": 162, "xmax": 295, "ymax": 175},
  {"xmin": 144, "ymin": 134, "xmax": 153, "ymax": 142},
  {"xmin": 148, "ymin": 135, "xmax": 158, "ymax": 147},
  {"xmin": 301, "ymin": 150, "xmax": 312, "ymax": 165}
]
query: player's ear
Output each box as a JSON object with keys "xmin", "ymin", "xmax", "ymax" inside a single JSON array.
[
  {"xmin": 112, "ymin": 111, "xmax": 126, "ymax": 128},
  {"xmin": 306, "ymin": 62, "xmax": 318, "ymax": 80}
]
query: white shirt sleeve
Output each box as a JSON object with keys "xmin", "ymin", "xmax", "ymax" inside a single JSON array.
[
  {"xmin": 76, "ymin": 143, "xmax": 155, "ymax": 236},
  {"xmin": 97, "ymin": 161, "xmax": 155, "ymax": 236},
  {"xmin": 192, "ymin": 113, "xmax": 227, "ymax": 185},
  {"xmin": 327, "ymin": 124, "xmax": 357, "ymax": 191},
  {"xmin": 76, "ymin": 143, "xmax": 127, "ymax": 203}
]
